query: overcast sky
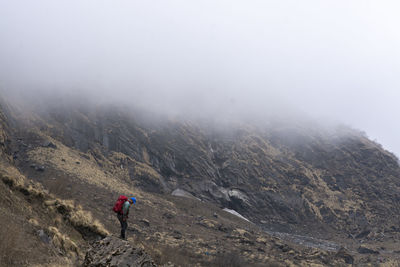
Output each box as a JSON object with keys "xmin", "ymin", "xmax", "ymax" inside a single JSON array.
[{"xmin": 0, "ymin": 0, "xmax": 400, "ymax": 155}]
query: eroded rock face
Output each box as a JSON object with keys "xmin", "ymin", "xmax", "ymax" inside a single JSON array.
[{"xmin": 83, "ymin": 236, "xmax": 156, "ymax": 267}]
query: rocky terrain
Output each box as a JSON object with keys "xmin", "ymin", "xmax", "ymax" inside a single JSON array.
[
  {"xmin": 83, "ymin": 236, "xmax": 157, "ymax": 267},
  {"xmin": 1, "ymin": 94, "xmax": 400, "ymax": 266}
]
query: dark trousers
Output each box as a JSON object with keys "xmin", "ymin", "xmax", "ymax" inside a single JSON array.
[{"xmin": 117, "ymin": 213, "xmax": 128, "ymax": 239}]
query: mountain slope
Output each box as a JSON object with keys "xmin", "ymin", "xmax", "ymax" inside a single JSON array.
[
  {"xmin": 2, "ymin": 96, "xmax": 400, "ymax": 265},
  {"xmin": 28, "ymin": 102, "xmax": 400, "ymax": 234}
]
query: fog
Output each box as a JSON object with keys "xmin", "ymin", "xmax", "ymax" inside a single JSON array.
[{"xmin": 1, "ymin": 1, "xmax": 400, "ymax": 155}]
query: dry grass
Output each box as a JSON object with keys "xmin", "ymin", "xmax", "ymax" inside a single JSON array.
[
  {"xmin": 109, "ymin": 151, "xmax": 161, "ymax": 191},
  {"xmin": 379, "ymin": 260, "xmax": 400, "ymax": 267},
  {"xmin": 26, "ymin": 141, "xmax": 152, "ymax": 204},
  {"xmin": 0, "ymin": 172, "xmax": 47, "ymax": 201},
  {"xmin": 27, "ymin": 144, "xmax": 132, "ymax": 193},
  {"xmin": 132, "ymin": 161, "xmax": 161, "ymax": 182},
  {"xmin": 48, "ymin": 226, "xmax": 81, "ymax": 259},
  {"xmin": 44, "ymin": 199, "xmax": 110, "ymax": 238},
  {"xmin": 0, "ymin": 162, "xmax": 112, "ymax": 266},
  {"xmin": 0, "ymin": 162, "xmax": 26, "ymax": 187},
  {"xmin": 68, "ymin": 204, "xmax": 110, "ymax": 237}
]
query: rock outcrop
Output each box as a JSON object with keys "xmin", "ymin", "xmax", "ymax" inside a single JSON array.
[{"xmin": 84, "ymin": 236, "xmax": 157, "ymax": 267}]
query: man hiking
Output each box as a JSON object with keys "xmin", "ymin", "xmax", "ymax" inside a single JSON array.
[{"xmin": 113, "ymin": 195, "xmax": 136, "ymax": 239}]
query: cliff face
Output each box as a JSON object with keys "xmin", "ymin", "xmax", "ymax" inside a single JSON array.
[{"xmin": 24, "ymin": 102, "xmax": 400, "ymax": 237}]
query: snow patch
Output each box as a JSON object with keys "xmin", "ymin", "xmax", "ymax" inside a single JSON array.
[{"xmin": 223, "ymin": 208, "xmax": 250, "ymax": 222}]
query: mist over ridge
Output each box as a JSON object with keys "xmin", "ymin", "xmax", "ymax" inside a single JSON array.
[{"xmin": 1, "ymin": 86, "xmax": 376, "ymax": 159}]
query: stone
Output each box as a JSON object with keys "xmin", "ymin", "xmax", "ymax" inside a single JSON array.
[
  {"xmin": 357, "ymin": 246, "xmax": 379, "ymax": 254},
  {"xmin": 37, "ymin": 229, "xmax": 51, "ymax": 244},
  {"xmin": 36, "ymin": 166, "xmax": 45, "ymax": 172},
  {"xmin": 42, "ymin": 140, "xmax": 57, "ymax": 149}
]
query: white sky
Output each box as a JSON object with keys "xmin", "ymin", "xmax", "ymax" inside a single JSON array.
[{"xmin": 0, "ymin": 1, "xmax": 400, "ymax": 155}]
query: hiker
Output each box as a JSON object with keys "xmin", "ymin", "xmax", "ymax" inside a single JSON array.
[{"xmin": 113, "ymin": 195, "xmax": 136, "ymax": 239}]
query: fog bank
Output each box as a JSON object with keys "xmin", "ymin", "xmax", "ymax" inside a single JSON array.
[{"xmin": 1, "ymin": 1, "xmax": 400, "ymax": 155}]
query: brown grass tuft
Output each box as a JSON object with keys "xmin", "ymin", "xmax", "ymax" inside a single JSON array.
[
  {"xmin": 67, "ymin": 205, "xmax": 110, "ymax": 238},
  {"xmin": 48, "ymin": 226, "xmax": 81, "ymax": 259},
  {"xmin": 43, "ymin": 198, "xmax": 109, "ymax": 238}
]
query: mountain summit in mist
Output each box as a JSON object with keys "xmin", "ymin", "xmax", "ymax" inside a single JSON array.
[{"xmin": 1, "ymin": 94, "xmax": 400, "ymax": 266}]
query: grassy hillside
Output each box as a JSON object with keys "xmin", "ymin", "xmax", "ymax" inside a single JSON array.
[{"xmin": 0, "ymin": 161, "xmax": 108, "ymax": 266}]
